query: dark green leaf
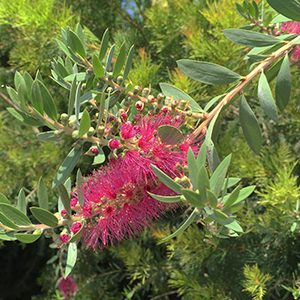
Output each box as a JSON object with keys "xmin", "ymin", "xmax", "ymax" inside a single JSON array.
[
  {"xmin": 148, "ymin": 192, "xmax": 182, "ymax": 203},
  {"xmin": 267, "ymin": 0, "xmax": 300, "ymax": 21},
  {"xmin": 275, "ymin": 54, "xmax": 291, "ymax": 111},
  {"xmin": 210, "ymin": 154, "xmax": 232, "ymax": 197},
  {"xmin": 67, "ymin": 30, "xmax": 86, "ymax": 58},
  {"xmin": 58, "ymin": 184, "xmax": 71, "ymax": 215},
  {"xmin": 15, "ymin": 232, "xmax": 41, "ymax": 244},
  {"xmin": 158, "ymin": 125, "xmax": 184, "ymax": 145},
  {"xmin": 258, "ymin": 72, "xmax": 278, "ymax": 121},
  {"xmin": 30, "ymin": 207, "xmax": 58, "ymax": 227},
  {"xmin": 123, "ymin": 45, "xmax": 135, "ymax": 80},
  {"xmin": 159, "ymin": 83, "xmax": 203, "ymax": 112},
  {"xmin": 65, "ymin": 243, "xmax": 77, "ymax": 277},
  {"xmin": 75, "ymin": 82, "xmax": 82, "ymax": 126},
  {"xmin": 105, "ymin": 44, "xmax": 115, "ymax": 73},
  {"xmin": 0, "ymin": 203, "xmax": 31, "ymax": 226},
  {"xmin": 52, "ymin": 147, "xmax": 82, "ymax": 188},
  {"xmin": 78, "ymin": 109, "xmax": 91, "ymax": 137},
  {"xmin": 239, "ymin": 95, "xmax": 262, "ymax": 154},
  {"xmin": 151, "ymin": 165, "xmax": 183, "ymax": 194},
  {"xmin": 17, "ymin": 189, "xmax": 27, "ymax": 215},
  {"xmin": 37, "ymin": 177, "xmax": 48, "ymax": 210},
  {"xmin": 76, "ymin": 169, "xmax": 84, "ymax": 206},
  {"xmin": 7, "ymin": 107, "xmax": 42, "ymax": 127},
  {"xmin": 92, "ymin": 54, "xmax": 105, "ymax": 78},
  {"xmin": 207, "ymin": 190, "xmax": 218, "ymax": 208},
  {"xmin": 68, "ymin": 76, "xmax": 77, "ymax": 116},
  {"xmin": 223, "ymin": 186, "xmax": 256, "ymax": 206},
  {"xmin": 182, "ymin": 189, "xmax": 205, "ymax": 208},
  {"xmin": 113, "ymin": 42, "xmax": 126, "ymax": 77},
  {"xmin": 223, "ymin": 185, "xmax": 241, "ymax": 208},
  {"xmin": 99, "ymin": 28, "xmax": 109, "ymax": 61},
  {"xmin": 177, "ymin": 59, "xmax": 241, "ymax": 85},
  {"xmin": 223, "ymin": 29, "xmax": 280, "ymax": 47}
]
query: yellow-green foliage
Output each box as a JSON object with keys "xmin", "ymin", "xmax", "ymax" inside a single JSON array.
[
  {"xmin": 128, "ymin": 48, "xmax": 161, "ymax": 87},
  {"xmin": 243, "ymin": 264, "xmax": 272, "ymax": 300},
  {"xmin": 0, "ymin": 0, "xmax": 76, "ymax": 72}
]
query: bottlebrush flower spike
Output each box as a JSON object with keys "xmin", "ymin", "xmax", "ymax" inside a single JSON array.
[
  {"xmin": 282, "ymin": 22, "xmax": 300, "ymax": 61},
  {"xmin": 72, "ymin": 113, "xmax": 198, "ymax": 249}
]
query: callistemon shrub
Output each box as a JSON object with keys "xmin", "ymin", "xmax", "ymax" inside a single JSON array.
[{"xmin": 68, "ymin": 112, "xmax": 197, "ymax": 249}]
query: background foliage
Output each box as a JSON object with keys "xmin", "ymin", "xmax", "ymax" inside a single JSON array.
[{"xmin": 1, "ymin": 0, "xmax": 300, "ymax": 299}]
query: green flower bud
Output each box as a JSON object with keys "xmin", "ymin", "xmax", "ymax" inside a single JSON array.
[{"xmin": 72, "ymin": 130, "xmax": 79, "ymax": 139}]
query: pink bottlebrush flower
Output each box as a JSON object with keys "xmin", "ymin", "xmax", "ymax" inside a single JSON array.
[
  {"xmin": 70, "ymin": 222, "xmax": 82, "ymax": 234},
  {"xmin": 58, "ymin": 276, "xmax": 77, "ymax": 299},
  {"xmin": 120, "ymin": 122, "xmax": 137, "ymax": 140},
  {"xmin": 282, "ymin": 21, "xmax": 300, "ymax": 61},
  {"xmin": 73, "ymin": 113, "xmax": 198, "ymax": 249},
  {"xmin": 61, "ymin": 209, "xmax": 67, "ymax": 218}
]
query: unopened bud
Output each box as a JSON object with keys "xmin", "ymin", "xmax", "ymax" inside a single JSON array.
[
  {"xmin": 87, "ymin": 127, "xmax": 95, "ymax": 136},
  {"xmin": 142, "ymin": 87, "xmax": 150, "ymax": 97},
  {"xmin": 72, "ymin": 130, "xmax": 79, "ymax": 139},
  {"xmin": 135, "ymin": 101, "xmax": 144, "ymax": 111}
]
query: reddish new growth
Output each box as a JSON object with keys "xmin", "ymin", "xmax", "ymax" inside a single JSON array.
[
  {"xmin": 73, "ymin": 113, "xmax": 195, "ymax": 249},
  {"xmin": 58, "ymin": 276, "xmax": 77, "ymax": 299},
  {"xmin": 282, "ymin": 22, "xmax": 300, "ymax": 61}
]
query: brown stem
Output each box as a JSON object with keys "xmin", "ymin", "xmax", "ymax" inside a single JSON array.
[{"xmin": 190, "ymin": 37, "xmax": 298, "ymax": 140}]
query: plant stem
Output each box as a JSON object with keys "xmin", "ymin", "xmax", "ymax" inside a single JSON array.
[{"xmin": 190, "ymin": 37, "xmax": 299, "ymax": 141}]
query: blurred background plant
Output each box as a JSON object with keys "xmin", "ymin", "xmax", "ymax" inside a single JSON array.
[{"xmin": 1, "ymin": 0, "xmax": 300, "ymax": 299}]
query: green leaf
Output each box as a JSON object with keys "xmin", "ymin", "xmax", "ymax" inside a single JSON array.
[
  {"xmin": 267, "ymin": 0, "xmax": 300, "ymax": 21},
  {"xmin": 113, "ymin": 42, "xmax": 126, "ymax": 77},
  {"xmin": 0, "ymin": 212, "xmax": 19, "ymax": 229},
  {"xmin": 32, "ymin": 80, "xmax": 57, "ymax": 120},
  {"xmin": 0, "ymin": 193, "xmax": 10, "ymax": 204},
  {"xmin": 204, "ymin": 94, "xmax": 225, "ymax": 111},
  {"xmin": 0, "ymin": 203, "xmax": 31, "ymax": 226},
  {"xmin": 123, "ymin": 45, "xmax": 135, "ymax": 80},
  {"xmin": 76, "ymin": 169, "xmax": 84, "ymax": 206},
  {"xmin": 69, "ymin": 225, "xmax": 84, "ymax": 243},
  {"xmin": 65, "ymin": 242, "xmax": 77, "ymax": 277},
  {"xmin": 7, "ymin": 87, "xmax": 21, "ymax": 105},
  {"xmin": 148, "ymin": 192, "xmax": 182, "ymax": 203},
  {"xmin": 223, "ymin": 29, "xmax": 280, "ymax": 47},
  {"xmin": 15, "ymin": 232, "xmax": 42, "ymax": 244},
  {"xmin": 75, "ymin": 82, "xmax": 82, "ymax": 126},
  {"xmin": 223, "ymin": 185, "xmax": 241, "ymax": 208},
  {"xmin": 78, "ymin": 109, "xmax": 91, "ymax": 137},
  {"xmin": 258, "ymin": 72, "xmax": 278, "ymax": 121},
  {"xmin": 92, "ymin": 54, "xmax": 105, "ymax": 78},
  {"xmin": 67, "ymin": 30, "xmax": 86, "ymax": 58},
  {"xmin": 207, "ymin": 190, "xmax": 218, "ymax": 208},
  {"xmin": 99, "ymin": 28, "xmax": 109, "ymax": 61},
  {"xmin": 7, "ymin": 107, "xmax": 42, "ymax": 127},
  {"xmin": 58, "ymin": 184, "xmax": 71, "ymax": 215},
  {"xmin": 52, "ymin": 147, "xmax": 82, "ymax": 188},
  {"xmin": 30, "ymin": 207, "xmax": 58, "ymax": 227},
  {"xmin": 196, "ymin": 140, "xmax": 207, "ymax": 168},
  {"xmin": 210, "ymin": 154, "xmax": 232, "ymax": 197},
  {"xmin": 64, "ymin": 72, "xmax": 86, "ymax": 82},
  {"xmin": 160, "ymin": 208, "xmax": 199, "ymax": 243},
  {"xmin": 17, "ymin": 188, "xmax": 27, "ymax": 215},
  {"xmin": 275, "ymin": 54, "xmax": 291, "ymax": 111},
  {"xmin": 0, "ymin": 232, "xmax": 16, "ymax": 241},
  {"xmin": 182, "ymin": 189, "xmax": 205, "ymax": 208},
  {"xmin": 151, "ymin": 165, "xmax": 183, "ymax": 194},
  {"xmin": 225, "ymin": 220, "xmax": 243, "ymax": 233},
  {"xmin": 187, "ymin": 148, "xmax": 198, "ymax": 189},
  {"xmin": 37, "ymin": 177, "xmax": 48, "ymax": 210},
  {"xmin": 92, "ymin": 147, "xmax": 106, "ymax": 165},
  {"xmin": 223, "ymin": 186, "xmax": 256, "ymax": 206},
  {"xmin": 239, "ymin": 96, "xmax": 262, "ymax": 154},
  {"xmin": 105, "ymin": 44, "xmax": 115, "ymax": 72},
  {"xmin": 159, "ymin": 83, "xmax": 204, "ymax": 112},
  {"xmin": 68, "ymin": 76, "xmax": 77, "ymax": 116},
  {"xmin": 222, "ymin": 178, "xmax": 241, "ymax": 190},
  {"xmin": 177, "ymin": 59, "xmax": 241, "ymax": 85},
  {"xmin": 198, "ymin": 166, "xmax": 210, "ymax": 201},
  {"xmin": 37, "ymin": 131, "xmax": 57, "ymax": 142},
  {"xmin": 157, "ymin": 125, "xmax": 184, "ymax": 145}
]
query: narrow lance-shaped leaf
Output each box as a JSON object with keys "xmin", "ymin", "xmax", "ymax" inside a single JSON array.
[
  {"xmin": 99, "ymin": 28, "xmax": 109, "ymax": 61},
  {"xmin": 223, "ymin": 29, "xmax": 280, "ymax": 47},
  {"xmin": 92, "ymin": 54, "xmax": 105, "ymax": 78},
  {"xmin": 0, "ymin": 193, "xmax": 10, "ymax": 204},
  {"xmin": 0, "ymin": 203, "xmax": 31, "ymax": 226},
  {"xmin": 30, "ymin": 207, "xmax": 58, "ymax": 227},
  {"xmin": 187, "ymin": 148, "xmax": 199, "ymax": 190},
  {"xmin": 65, "ymin": 243, "xmax": 77, "ymax": 277},
  {"xmin": 159, "ymin": 83, "xmax": 204, "ymax": 112},
  {"xmin": 182, "ymin": 189, "xmax": 206, "ymax": 208},
  {"xmin": 267, "ymin": 0, "xmax": 300, "ymax": 22},
  {"xmin": 239, "ymin": 95, "xmax": 262, "ymax": 154},
  {"xmin": 210, "ymin": 154, "xmax": 232, "ymax": 197},
  {"xmin": 105, "ymin": 44, "xmax": 115, "ymax": 73},
  {"xmin": 177, "ymin": 59, "xmax": 241, "ymax": 85},
  {"xmin": 75, "ymin": 82, "xmax": 82, "ymax": 126},
  {"xmin": 123, "ymin": 45, "xmax": 135, "ymax": 80},
  {"xmin": 148, "ymin": 192, "xmax": 182, "ymax": 203},
  {"xmin": 275, "ymin": 54, "xmax": 291, "ymax": 111},
  {"xmin": 159, "ymin": 208, "xmax": 199, "ymax": 243},
  {"xmin": 58, "ymin": 184, "xmax": 71, "ymax": 215},
  {"xmin": 151, "ymin": 165, "xmax": 183, "ymax": 194},
  {"xmin": 258, "ymin": 72, "xmax": 278, "ymax": 121},
  {"xmin": 15, "ymin": 232, "xmax": 42, "ymax": 244},
  {"xmin": 158, "ymin": 125, "xmax": 184, "ymax": 145},
  {"xmin": 0, "ymin": 211, "xmax": 19, "ymax": 229},
  {"xmin": 113, "ymin": 42, "xmax": 126, "ymax": 77},
  {"xmin": 17, "ymin": 188, "xmax": 27, "ymax": 215},
  {"xmin": 67, "ymin": 30, "xmax": 86, "ymax": 58},
  {"xmin": 78, "ymin": 109, "xmax": 91, "ymax": 137},
  {"xmin": 76, "ymin": 169, "xmax": 84, "ymax": 206},
  {"xmin": 37, "ymin": 177, "xmax": 48, "ymax": 210},
  {"xmin": 68, "ymin": 76, "xmax": 77, "ymax": 116},
  {"xmin": 52, "ymin": 146, "xmax": 82, "ymax": 188}
]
